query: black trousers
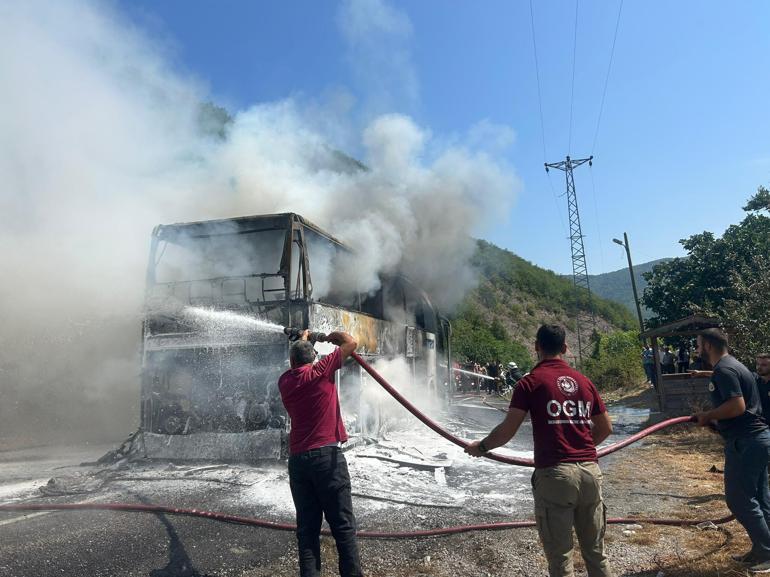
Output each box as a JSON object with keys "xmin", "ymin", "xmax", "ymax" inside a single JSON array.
[{"xmin": 288, "ymin": 446, "xmax": 363, "ymax": 577}]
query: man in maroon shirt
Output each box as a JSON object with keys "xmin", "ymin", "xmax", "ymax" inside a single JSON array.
[
  {"xmin": 465, "ymin": 324, "xmax": 613, "ymax": 577},
  {"xmin": 278, "ymin": 330, "xmax": 363, "ymax": 577}
]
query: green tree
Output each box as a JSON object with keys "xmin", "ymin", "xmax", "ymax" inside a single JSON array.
[
  {"xmin": 722, "ymin": 255, "xmax": 770, "ymax": 361},
  {"xmin": 642, "ymin": 187, "xmax": 770, "ymax": 365},
  {"xmin": 744, "ymin": 185, "xmax": 770, "ymax": 212},
  {"xmin": 643, "ymin": 188, "xmax": 770, "ymax": 327},
  {"xmin": 451, "ymin": 303, "xmax": 532, "ymax": 370},
  {"xmin": 583, "ymin": 330, "xmax": 645, "ymax": 390}
]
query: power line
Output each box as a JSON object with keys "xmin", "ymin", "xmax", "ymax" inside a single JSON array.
[
  {"xmin": 591, "ymin": 0, "xmax": 624, "ymax": 155},
  {"xmin": 528, "ymin": 0, "xmax": 548, "ymax": 162},
  {"xmin": 567, "ymin": 0, "xmax": 579, "ymax": 154},
  {"xmin": 529, "ymin": 0, "xmax": 568, "ymax": 239},
  {"xmin": 589, "ymin": 165, "xmax": 606, "ymax": 273},
  {"xmin": 547, "ymin": 170, "xmax": 569, "ymax": 238}
]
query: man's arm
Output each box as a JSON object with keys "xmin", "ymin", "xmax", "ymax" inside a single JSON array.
[
  {"xmin": 326, "ymin": 331, "xmax": 357, "ymax": 361},
  {"xmin": 693, "ymin": 396, "xmax": 745, "ymax": 426},
  {"xmin": 689, "ymin": 370, "xmax": 713, "ymax": 378},
  {"xmin": 464, "ymin": 408, "xmax": 527, "ymax": 457},
  {"xmin": 591, "ymin": 411, "xmax": 613, "ymax": 445}
]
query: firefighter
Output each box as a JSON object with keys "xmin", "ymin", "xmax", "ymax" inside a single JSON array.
[
  {"xmin": 277, "ymin": 330, "xmax": 363, "ymax": 577},
  {"xmin": 505, "ymin": 361, "xmax": 524, "ymax": 390},
  {"xmin": 465, "ymin": 325, "xmax": 613, "ymax": 577}
]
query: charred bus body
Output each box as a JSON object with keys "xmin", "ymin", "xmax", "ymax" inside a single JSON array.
[{"xmin": 140, "ymin": 213, "xmax": 452, "ymax": 461}]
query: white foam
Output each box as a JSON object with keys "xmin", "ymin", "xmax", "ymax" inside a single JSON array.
[{"xmin": 0, "ymin": 479, "xmax": 47, "ymax": 503}]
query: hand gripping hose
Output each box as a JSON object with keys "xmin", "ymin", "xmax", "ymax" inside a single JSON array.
[
  {"xmin": 351, "ymin": 352, "xmax": 695, "ymax": 467},
  {"xmin": 0, "ymin": 353, "xmax": 734, "ymax": 538}
]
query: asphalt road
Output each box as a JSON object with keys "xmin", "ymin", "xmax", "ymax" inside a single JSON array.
[
  {"xmin": 0, "ymin": 500, "xmax": 293, "ymax": 577},
  {"xmin": 0, "ymin": 442, "xmax": 297, "ymax": 577}
]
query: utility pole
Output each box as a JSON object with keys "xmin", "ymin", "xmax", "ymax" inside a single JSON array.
[
  {"xmin": 612, "ymin": 232, "xmax": 645, "ymax": 337},
  {"xmin": 545, "ymin": 155, "xmax": 595, "ymax": 365}
]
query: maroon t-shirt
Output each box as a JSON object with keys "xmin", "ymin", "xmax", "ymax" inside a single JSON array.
[
  {"xmin": 278, "ymin": 348, "xmax": 348, "ymax": 455},
  {"xmin": 510, "ymin": 358, "xmax": 607, "ymax": 468}
]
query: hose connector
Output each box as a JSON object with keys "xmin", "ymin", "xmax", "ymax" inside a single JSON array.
[{"xmin": 283, "ymin": 327, "xmax": 328, "ymax": 344}]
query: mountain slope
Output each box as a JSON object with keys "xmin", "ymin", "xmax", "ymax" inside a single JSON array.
[
  {"xmin": 450, "ymin": 240, "xmax": 637, "ymax": 369},
  {"xmin": 588, "ymin": 258, "xmax": 671, "ymax": 320}
]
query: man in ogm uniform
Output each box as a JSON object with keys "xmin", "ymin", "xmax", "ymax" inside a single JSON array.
[{"xmin": 466, "ymin": 324, "xmax": 613, "ymax": 577}]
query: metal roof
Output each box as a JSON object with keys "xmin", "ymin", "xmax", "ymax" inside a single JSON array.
[
  {"xmin": 640, "ymin": 314, "xmax": 724, "ymax": 338},
  {"xmin": 154, "ymin": 212, "xmax": 346, "ymax": 247}
]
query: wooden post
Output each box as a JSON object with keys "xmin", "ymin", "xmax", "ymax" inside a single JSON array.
[{"xmin": 651, "ymin": 337, "xmax": 664, "ymax": 411}]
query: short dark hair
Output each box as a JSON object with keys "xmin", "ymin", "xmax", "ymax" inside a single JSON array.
[
  {"xmin": 699, "ymin": 328, "xmax": 728, "ymax": 352},
  {"xmin": 758, "ymin": 353, "xmax": 770, "ymax": 360},
  {"xmin": 536, "ymin": 324, "xmax": 566, "ymax": 356},
  {"xmin": 290, "ymin": 341, "xmax": 316, "ymax": 366}
]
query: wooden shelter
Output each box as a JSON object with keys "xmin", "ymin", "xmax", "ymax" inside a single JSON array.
[{"xmin": 640, "ymin": 314, "xmax": 725, "ymax": 413}]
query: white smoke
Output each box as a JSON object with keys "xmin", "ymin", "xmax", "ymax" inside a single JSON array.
[
  {"xmin": 337, "ymin": 0, "xmax": 419, "ymax": 116},
  {"xmin": 0, "ymin": 0, "xmax": 519, "ymax": 439}
]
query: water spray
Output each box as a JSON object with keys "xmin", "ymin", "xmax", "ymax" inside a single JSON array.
[{"xmin": 183, "ymin": 307, "xmax": 286, "ymax": 334}]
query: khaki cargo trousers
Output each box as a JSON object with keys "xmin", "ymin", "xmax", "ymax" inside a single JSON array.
[{"xmin": 532, "ymin": 461, "xmax": 612, "ymax": 577}]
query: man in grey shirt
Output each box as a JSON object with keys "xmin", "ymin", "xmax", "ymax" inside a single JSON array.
[{"xmin": 693, "ymin": 329, "xmax": 770, "ymax": 573}]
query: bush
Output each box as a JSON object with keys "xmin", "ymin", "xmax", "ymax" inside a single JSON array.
[
  {"xmin": 451, "ymin": 304, "xmax": 532, "ymax": 371},
  {"xmin": 583, "ymin": 330, "xmax": 645, "ymax": 390}
]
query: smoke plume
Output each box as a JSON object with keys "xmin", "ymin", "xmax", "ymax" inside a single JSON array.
[{"xmin": 0, "ymin": 0, "xmax": 519, "ymax": 441}]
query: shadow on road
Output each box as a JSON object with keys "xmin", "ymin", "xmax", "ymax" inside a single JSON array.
[{"xmin": 133, "ymin": 494, "xmax": 215, "ymax": 577}]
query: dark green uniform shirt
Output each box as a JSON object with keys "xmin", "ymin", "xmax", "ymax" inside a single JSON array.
[{"xmin": 709, "ymin": 355, "xmax": 767, "ymax": 440}]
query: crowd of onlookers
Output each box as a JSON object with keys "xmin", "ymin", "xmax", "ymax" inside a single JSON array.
[
  {"xmin": 452, "ymin": 360, "xmax": 525, "ymax": 395},
  {"xmin": 641, "ymin": 340, "xmax": 708, "ymax": 385}
]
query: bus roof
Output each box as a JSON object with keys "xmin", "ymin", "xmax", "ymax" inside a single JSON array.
[{"xmin": 154, "ymin": 212, "xmax": 346, "ymax": 247}]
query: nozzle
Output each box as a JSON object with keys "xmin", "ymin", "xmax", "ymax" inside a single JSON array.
[
  {"xmin": 283, "ymin": 327, "xmax": 328, "ymax": 343},
  {"xmin": 283, "ymin": 327, "xmax": 303, "ymax": 341}
]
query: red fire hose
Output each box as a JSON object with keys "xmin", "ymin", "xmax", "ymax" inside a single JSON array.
[
  {"xmin": 0, "ymin": 502, "xmax": 734, "ymax": 538},
  {"xmin": 0, "ymin": 352, "xmax": 732, "ymax": 538},
  {"xmin": 351, "ymin": 352, "xmax": 695, "ymax": 467}
]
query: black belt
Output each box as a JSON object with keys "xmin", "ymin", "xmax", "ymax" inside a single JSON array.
[{"xmin": 290, "ymin": 445, "xmax": 340, "ymax": 459}]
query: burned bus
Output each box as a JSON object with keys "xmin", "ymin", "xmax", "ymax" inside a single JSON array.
[{"xmin": 139, "ymin": 213, "xmax": 452, "ymax": 461}]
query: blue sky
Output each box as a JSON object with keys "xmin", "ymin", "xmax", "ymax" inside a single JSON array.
[{"xmin": 120, "ymin": 0, "xmax": 770, "ymax": 275}]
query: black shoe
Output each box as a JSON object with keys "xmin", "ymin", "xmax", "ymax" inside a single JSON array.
[{"xmin": 733, "ymin": 550, "xmax": 760, "ymax": 564}]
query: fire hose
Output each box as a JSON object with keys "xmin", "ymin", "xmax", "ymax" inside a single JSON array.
[
  {"xmin": 351, "ymin": 351, "xmax": 696, "ymax": 468},
  {"xmin": 0, "ymin": 342, "xmax": 734, "ymax": 537},
  {"xmin": 0, "ymin": 502, "xmax": 735, "ymax": 538}
]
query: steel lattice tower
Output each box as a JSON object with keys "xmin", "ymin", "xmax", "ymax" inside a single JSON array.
[{"xmin": 545, "ymin": 155, "xmax": 595, "ymax": 364}]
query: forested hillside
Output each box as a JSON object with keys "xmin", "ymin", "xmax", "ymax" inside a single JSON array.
[
  {"xmin": 450, "ymin": 240, "xmax": 636, "ymax": 370},
  {"xmin": 589, "ymin": 258, "xmax": 670, "ymax": 319}
]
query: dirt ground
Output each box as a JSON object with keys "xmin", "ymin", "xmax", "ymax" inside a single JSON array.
[{"xmin": 245, "ymin": 391, "xmax": 752, "ymax": 577}]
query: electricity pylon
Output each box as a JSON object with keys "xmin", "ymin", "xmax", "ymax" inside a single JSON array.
[{"xmin": 545, "ymin": 155, "xmax": 595, "ymax": 364}]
